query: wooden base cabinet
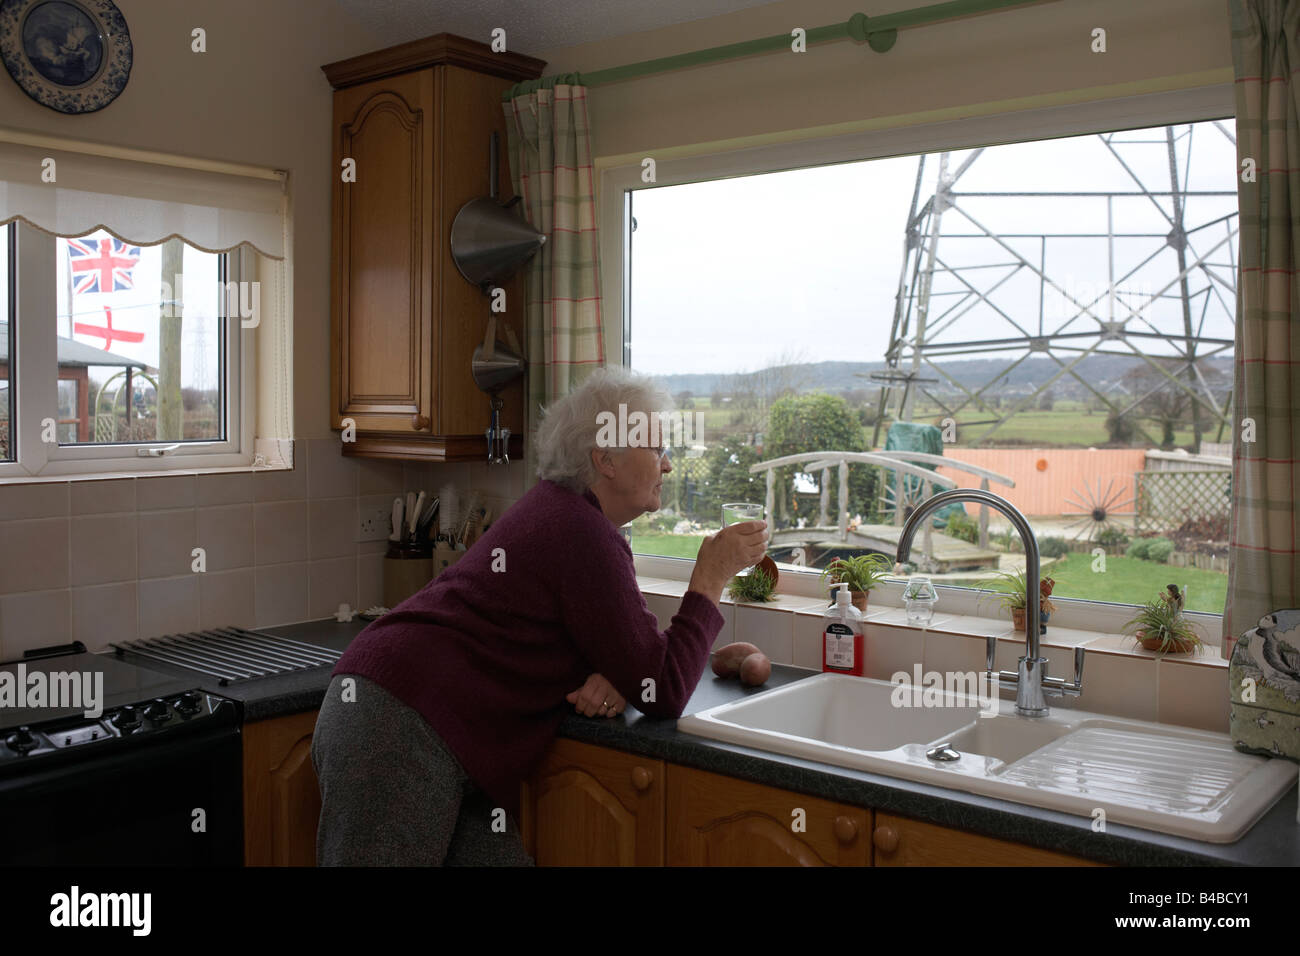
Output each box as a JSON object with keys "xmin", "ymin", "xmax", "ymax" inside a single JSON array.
[
  {"xmin": 871, "ymin": 812, "xmax": 1102, "ymax": 867},
  {"xmin": 243, "ymin": 710, "xmax": 322, "ymax": 866},
  {"xmin": 521, "ymin": 740, "xmax": 1102, "ymax": 867},
  {"xmin": 519, "ymin": 738, "xmax": 664, "ymax": 866},
  {"xmin": 667, "ymin": 765, "xmax": 870, "ymax": 866}
]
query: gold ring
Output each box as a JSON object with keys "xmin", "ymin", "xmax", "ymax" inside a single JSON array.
[{"xmin": 601, "ymin": 700, "xmax": 610, "ymax": 708}]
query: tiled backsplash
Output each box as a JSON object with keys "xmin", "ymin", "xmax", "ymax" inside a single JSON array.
[
  {"xmin": 0, "ymin": 439, "xmax": 525, "ymax": 660},
  {"xmin": 638, "ymin": 579, "xmax": 1231, "ymax": 735}
]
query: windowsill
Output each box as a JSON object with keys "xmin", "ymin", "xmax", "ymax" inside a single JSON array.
[
  {"xmin": 633, "ymin": 552, "xmax": 1228, "ymax": 664},
  {"xmin": 0, "ymin": 438, "xmax": 294, "ymax": 484}
]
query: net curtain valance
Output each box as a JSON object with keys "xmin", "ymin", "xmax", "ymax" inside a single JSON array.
[{"xmin": 0, "ymin": 132, "xmax": 287, "ymax": 259}]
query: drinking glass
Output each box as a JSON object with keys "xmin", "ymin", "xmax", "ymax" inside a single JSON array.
[{"xmin": 722, "ymin": 502, "xmax": 764, "ymax": 575}]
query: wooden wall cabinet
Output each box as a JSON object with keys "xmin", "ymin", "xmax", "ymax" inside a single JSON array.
[
  {"xmin": 243, "ymin": 709, "xmax": 322, "ymax": 866},
  {"xmin": 323, "ymin": 35, "xmax": 545, "ymax": 461}
]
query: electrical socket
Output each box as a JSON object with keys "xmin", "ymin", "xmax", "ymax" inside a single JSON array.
[{"xmin": 359, "ymin": 506, "xmax": 393, "ymax": 542}]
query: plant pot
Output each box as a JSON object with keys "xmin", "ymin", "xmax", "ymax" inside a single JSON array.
[
  {"xmin": 1012, "ymin": 607, "xmax": 1025, "ymax": 633},
  {"xmin": 1135, "ymin": 628, "xmax": 1198, "ymax": 654},
  {"xmin": 850, "ymin": 590, "xmax": 869, "ymax": 614}
]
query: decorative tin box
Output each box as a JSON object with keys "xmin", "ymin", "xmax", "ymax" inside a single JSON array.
[{"xmin": 1228, "ymin": 608, "xmax": 1300, "ymax": 763}]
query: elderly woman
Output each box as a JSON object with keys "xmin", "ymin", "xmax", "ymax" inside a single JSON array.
[{"xmin": 312, "ymin": 366, "xmax": 766, "ymax": 865}]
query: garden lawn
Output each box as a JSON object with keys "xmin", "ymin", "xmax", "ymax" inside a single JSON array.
[
  {"xmin": 960, "ymin": 553, "xmax": 1227, "ymax": 614},
  {"xmin": 630, "ymin": 532, "xmax": 706, "ymax": 560}
]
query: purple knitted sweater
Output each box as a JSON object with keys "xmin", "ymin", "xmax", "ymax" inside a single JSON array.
[{"xmin": 332, "ymin": 479, "xmax": 724, "ymax": 818}]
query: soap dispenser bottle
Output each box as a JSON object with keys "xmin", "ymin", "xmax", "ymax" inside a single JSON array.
[{"xmin": 823, "ymin": 583, "xmax": 865, "ymax": 676}]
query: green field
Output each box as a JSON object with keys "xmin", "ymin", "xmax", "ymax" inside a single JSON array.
[{"xmin": 630, "ymin": 532, "xmax": 706, "ymax": 560}]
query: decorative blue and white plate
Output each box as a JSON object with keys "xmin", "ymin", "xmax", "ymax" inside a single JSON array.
[{"xmin": 0, "ymin": 0, "xmax": 132, "ymax": 114}]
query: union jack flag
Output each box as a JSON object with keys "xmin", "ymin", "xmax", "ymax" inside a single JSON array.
[{"xmin": 67, "ymin": 237, "xmax": 141, "ymax": 295}]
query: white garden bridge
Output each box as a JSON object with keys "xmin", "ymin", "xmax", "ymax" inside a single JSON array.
[{"xmin": 748, "ymin": 451, "xmax": 1015, "ymax": 573}]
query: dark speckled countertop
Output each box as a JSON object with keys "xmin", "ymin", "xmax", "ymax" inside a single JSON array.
[{"xmin": 118, "ymin": 617, "xmax": 1300, "ymax": 867}]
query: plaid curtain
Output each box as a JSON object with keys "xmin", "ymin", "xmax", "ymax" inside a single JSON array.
[
  {"xmin": 1225, "ymin": 0, "xmax": 1300, "ymax": 646},
  {"xmin": 501, "ymin": 81, "xmax": 606, "ymax": 437}
]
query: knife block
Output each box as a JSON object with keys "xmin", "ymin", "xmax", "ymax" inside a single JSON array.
[{"xmin": 383, "ymin": 546, "xmax": 433, "ymax": 608}]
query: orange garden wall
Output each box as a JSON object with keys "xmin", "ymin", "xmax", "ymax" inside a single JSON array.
[{"xmin": 937, "ymin": 448, "xmax": 1149, "ymax": 519}]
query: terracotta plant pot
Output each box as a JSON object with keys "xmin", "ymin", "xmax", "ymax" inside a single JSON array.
[
  {"xmin": 1012, "ymin": 607, "xmax": 1026, "ymax": 633},
  {"xmin": 1135, "ymin": 628, "xmax": 1198, "ymax": 654},
  {"xmin": 850, "ymin": 590, "xmax": 869, "ymax": 613}
]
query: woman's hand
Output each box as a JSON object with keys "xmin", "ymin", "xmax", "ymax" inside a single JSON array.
[
  {"xmin": 688, "ymin": 519, "xmax": 768, "ymax": 604},
  {"xmin": 566, "ymin": 673, "xmax": 626, "ymax": 718}
]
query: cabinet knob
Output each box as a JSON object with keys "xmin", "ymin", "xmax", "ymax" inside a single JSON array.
[
  {"xmin": 630, "ymin": 766, "xmax": 653, "ymax": 791},
  {"xmin": 872, "ymin": 825, "xmax": 899, "ymax": 854},
  {"xmin": 833, "ymin": 815, "xmax": 858, "ymax": 844},
  {"xmin": 410, "ymin": 414, "xmax": 429, "ymax": 431}
]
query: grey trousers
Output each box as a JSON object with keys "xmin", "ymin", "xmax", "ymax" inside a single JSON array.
[{"xmin": 312, "ymin": 673, "xmax": 534, "ymax": 866}]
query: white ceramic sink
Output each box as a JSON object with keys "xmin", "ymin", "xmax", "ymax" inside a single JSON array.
[{"xmin": 678, "ymin": 673, "xmax": 1296, "ymax": 842}]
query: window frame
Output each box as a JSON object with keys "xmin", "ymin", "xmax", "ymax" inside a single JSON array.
[
  {"xmin": 0, "ymin": 221, "xmax": 256, "ymax": 478},
  {"xmin": 602, "ymin": 82, "xmax": 1236, "ymax": 636}
]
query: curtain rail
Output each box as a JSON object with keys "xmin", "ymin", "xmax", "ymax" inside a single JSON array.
[{"xmin": 504, "ymin": 0, "xmax": 1058, "ymax": 98}]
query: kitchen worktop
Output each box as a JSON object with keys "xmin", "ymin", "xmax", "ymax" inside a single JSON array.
[{"xmin": 142, "ymin": 616, "xmax": 1300, "ymax": 867}]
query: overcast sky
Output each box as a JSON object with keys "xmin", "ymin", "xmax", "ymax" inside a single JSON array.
[{"xmin": 628, "ymin": 120, "xmax": 1239, "ymax": 378}]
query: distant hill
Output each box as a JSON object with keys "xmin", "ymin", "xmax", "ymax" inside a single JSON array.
[{"xmin": 647, "ymin": 355, "xmax": 1232, "ymax": 400}]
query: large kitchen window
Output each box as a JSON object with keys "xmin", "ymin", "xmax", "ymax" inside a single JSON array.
[{"xmin": 617, "ymin": 96, "xmax": 1237, "ymax": 617}]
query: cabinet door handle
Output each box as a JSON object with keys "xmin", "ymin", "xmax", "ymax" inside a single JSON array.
[
  {"xmin": 833, "ymin": 815, "xmax": 858, "ymax": 844},
  {"xmin": 411, "ymin": 414, "xmax": 429, "ymax": 431},
  {"xmin": 630, "ymin": 766, "xmax": 653, "ymax": 791},
  {"xmin": 872, "ymin": 825, "xmax": 899, "ymax": 854}
]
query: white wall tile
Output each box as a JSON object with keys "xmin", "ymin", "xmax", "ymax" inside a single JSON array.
[
  {"xmin": 1159, "ymin": 659, "xmax": 1229, "ymax": 732},
  {"xmin": 196, "ymin": 504, "xmax": 254, "ymax": 571},
  {"xmin": 734, "ymin": 605, "xmax": 793, "ymax": 664},
  {"xmin": 136, "ymin": 475, "xmax": 195, "ymax": 510},
  {"xmin": 0, "ymin": 518, "xmax": 69, "ymax": 593},
  {"xmin": 0, "ymin": 482, "xmax": 68, "ymax": 520},
  {"xmin": 254, "ymin": 500, "xmax": 308, "ymax": 564},
  {"xmin": 72, "ymin": 514, "xmax": 138, "ymax": 585},
  {"xmin": 71, "ymin": 479, "xmax": 135, "ymax": 515},
  {"xmin": 308, "ymin": 438, "xmax": 358, "ymax": 499},
  {"xmin": 0, "ymin": 589, "xmax": 71, "ymax": 658},
  {"xmin": 254, "ymin": 562, "xmax": 308, "ymax": 627},
  {"xmin": 70, "ymin": 582, "xmax": 137, "ymax": 650},
  {"xmin": 137, "ymin": 510, "xmax": 195, "ymax": 579},
  {"xmin": 138, "ymin": 576, "xmax": 201, "ymax": 638},
  {"xmin": 199, "ymin": 569, "xmax": 255, "ymax": 629},
  {"xmin": 309, "ymin": 556, "xmax": 358, "ymax": 620}
]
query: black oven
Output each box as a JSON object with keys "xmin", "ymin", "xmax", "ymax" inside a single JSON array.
[{"xmin": 0, "ymin": 647, "xmax": 243, "ymax": 866}]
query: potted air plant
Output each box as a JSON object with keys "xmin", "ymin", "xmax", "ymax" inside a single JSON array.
[
  {"xmin": 979, "ymin": 567, "xmax": 1057, "ymax": 634},
  {"xmin": 1125, "ymin": 585, "xmax": 1203, "ymax": 654},
  {"xmin": 727, "ymin": 556, "xmax": 780, "ymax": 603},
  {"xmin": 819, "ymin": 553, "xmax": 892, "ymax": 613}
]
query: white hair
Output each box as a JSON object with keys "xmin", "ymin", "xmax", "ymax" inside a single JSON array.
[{"xmin": 534, "ymin": 366, "xmax": 674, "ymax": 493}]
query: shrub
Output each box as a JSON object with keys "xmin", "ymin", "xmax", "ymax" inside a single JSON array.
[
  {"xmin": 1038, "ymin": 536, "xmax": 1069, "ymax": 558},
  {"xmin": 1126, "ymin": 536, "xmax": 1174, "ymax": 563},
  {"xmin": 1145, "ymin": 537, "xmax": 1175, "ymax": 563},
  {"xmin": 944, "ymin": 510, "xmax": 979, "ymax": 544},
  {"xmin": 1097, "ymin": 526, "xmax": 1129, "ymax": 549}
]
